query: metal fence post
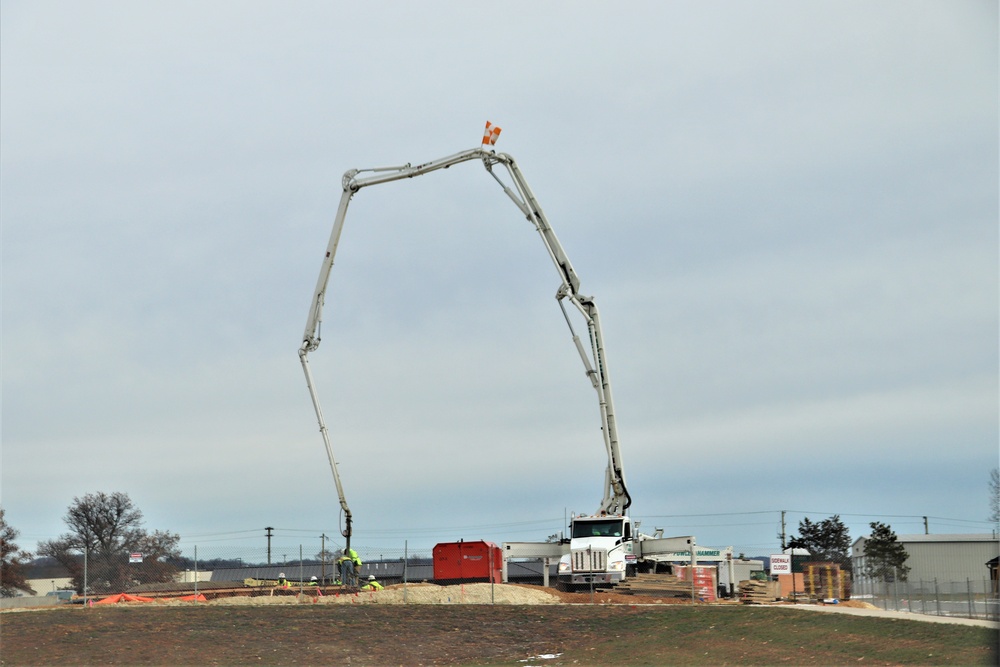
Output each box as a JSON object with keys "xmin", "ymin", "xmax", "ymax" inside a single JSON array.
[
  {"xmin": 920, "ymin": 579, "xmax": 926, "ymax": 614},
  {"xmin": 934, "ymin": 578, "xmax": 941, "ymax": 616},
  {"xmin": 299, "ymin": 545, "xmax": 304, "ymax": 595},
  {"xmin": 966, "ymin": 578, "xmax": 974, "ymax": 620},
  {"xmin": 987, "ymin": 578, "xmax": 995, "ymax": 621},
  {"xmin": 403, "ymin": 541, "xmax": 408, "ymax": 604},
  {"xmin": 690, "ymin": 543, "xmax": 696, "ymax": 604},
  {"xmin": 194, "ymin": 545, "xmax": 199, "ymax": 598}
]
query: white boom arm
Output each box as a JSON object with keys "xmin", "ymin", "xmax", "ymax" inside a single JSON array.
[{"xmin": 300, "ymin": 147, "xmax": 631, "ymax": 545}]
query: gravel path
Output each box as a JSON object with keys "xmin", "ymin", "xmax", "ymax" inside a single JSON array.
[{"xmin": 777, "ymin": 602, "xmax": 1000, "ymax": 628}]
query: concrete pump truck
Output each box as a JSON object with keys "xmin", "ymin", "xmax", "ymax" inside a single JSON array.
[{"xmin": 299, "ymin": 124, "xmax": 634, "ymax": 588}]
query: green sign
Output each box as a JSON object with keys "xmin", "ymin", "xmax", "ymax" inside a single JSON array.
[{"xmin": 665, "ymin": 550, "xmax": 721, "ymax": 558}]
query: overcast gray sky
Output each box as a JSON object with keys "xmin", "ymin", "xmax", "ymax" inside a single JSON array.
[{"xmin": 2, "ymin": 1, "xmax": 997, "ymax": 559}]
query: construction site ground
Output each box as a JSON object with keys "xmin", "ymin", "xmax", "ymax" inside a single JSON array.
[{"xmin": 2, "ymin": 583, "xmax": 997, "ymax": 666}]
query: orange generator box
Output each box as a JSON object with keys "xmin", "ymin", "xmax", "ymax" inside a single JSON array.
[{"xmin": 433, "ymin": 540, "xmax": 502, "ymax": 584}]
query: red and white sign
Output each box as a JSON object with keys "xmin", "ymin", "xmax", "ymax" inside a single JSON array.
[
  {"xmin": 129, "ymin": 553, "xmax": 143, "ymax": 563},
  {"xmin": 770, "ymin": 554, "xmax": 791, "ymax": 575}
]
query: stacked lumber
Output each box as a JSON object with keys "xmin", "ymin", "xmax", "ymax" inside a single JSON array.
[
  {"xmin": 604, "ymin": 572, "xmax": 696, "ymax": 597},
  {"xmin": 802, "ymin": 562, "xmax": 850, "ymax": 600},
  {"xmin": 739, "ymin": 579, "xmax": 780, "ymax": 604}
]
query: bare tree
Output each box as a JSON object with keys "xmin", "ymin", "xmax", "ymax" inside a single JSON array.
[
  {"xmin": 314, "ymin": 548, "xmax": 338, "ymax": 563},
  {"xmin": 0, "ymin": 508, "xmax": 35, "ymax": 596},
  {"xmin": 38, "ymin": 492, "xmax": 180, "ymax": 594},
  {"xmin": 989, "ymin": 467, "xmax": 999, "ymax": 530}
]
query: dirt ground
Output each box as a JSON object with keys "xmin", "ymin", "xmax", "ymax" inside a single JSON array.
[
  {"xmin": 0, "ymin": 584, "xmax": 695, "ymax": 666},
  {"xmin": 4, "ymin": 584, "xmax": 992, "ymax": 666},
  {"xmin": 205, "ymin": 582, "xmax": 695, "ymax": 607}
]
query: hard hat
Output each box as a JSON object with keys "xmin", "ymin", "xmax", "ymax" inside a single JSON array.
[
  {"xmin": 279, "ymin": 572, "xmax": 285, "ymax": 578},
  {"xmin": 368, "ymin": 575, "xmax": 375, "ymax": 580},
  {"xmin": 310, "ymin": 576, "xmax": 318, "ymax": 581}
]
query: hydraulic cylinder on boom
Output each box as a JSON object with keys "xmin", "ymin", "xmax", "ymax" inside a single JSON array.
[{"xmin": 299, "ymin": 130, "xmax": 631, "ymax": 549}]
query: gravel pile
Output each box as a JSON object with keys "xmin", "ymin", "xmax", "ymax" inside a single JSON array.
[{"xmin": 212, "ymin": 583, "xmax": 561, "ymax": 606}]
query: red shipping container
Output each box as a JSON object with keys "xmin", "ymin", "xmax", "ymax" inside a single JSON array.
[{"xmin": 433, "ymin": 540, "xmax": 502, "ymax": 584}]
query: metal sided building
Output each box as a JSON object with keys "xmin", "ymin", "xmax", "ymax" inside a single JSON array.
[{"xmin": 851, "ymin": 533, "xmax": 1000, "ymax": 596}]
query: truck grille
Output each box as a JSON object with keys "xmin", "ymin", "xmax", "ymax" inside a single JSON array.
[{"xmin": 571, "ymin": 548, "xmax": 607, "ymax": 573}]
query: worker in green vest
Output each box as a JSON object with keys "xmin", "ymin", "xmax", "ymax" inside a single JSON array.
[
  {"xmin": 336, "ymin": 548, "xmax": 362, "ymax": 585},
  {"xmin": 349, "ymin": 548, "xmax": 362, "ymax": 570},
  {"xmin": 362, "ymin": 575, "xmax": 384, "ymax": 591}
]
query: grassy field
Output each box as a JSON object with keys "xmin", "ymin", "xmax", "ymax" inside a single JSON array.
[{"xmin": 1, "ymin": 603, "xmax": 996, "ymax": 666}]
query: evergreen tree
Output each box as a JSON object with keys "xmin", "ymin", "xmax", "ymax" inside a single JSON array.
[
  {"xmin": 862, "ymin": 521, "xmax": 910, "ymax": 582},
  {"xmin": 0, "ymin": 508, "xmax": 36, "ymax": 596},
  {"xmin": 787, "ymin": 515, "xmax": 851, "ymax": 570}
]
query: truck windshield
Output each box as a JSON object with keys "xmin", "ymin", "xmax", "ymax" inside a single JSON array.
[{"xmin": 573, "ymin": 519, "xmax": 624, "ymax": 539}]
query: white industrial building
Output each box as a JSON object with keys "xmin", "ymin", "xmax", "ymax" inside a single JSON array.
[{"xmin": 851, "ymin": 533, "xmax": 999, "ymax": 595}]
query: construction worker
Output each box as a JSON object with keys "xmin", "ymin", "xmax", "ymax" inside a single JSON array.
[
  {"xmin": 362, "ymin": 574, "xmax": 383, "ymax": 591},
  {"xmin": 276, "ymin": 572, "xmax": 290, "ymax": 589},
  {"xmin": 308, "ymin": 576, "xmax": 319, "ymax": 586},
  {"xmin": 336, "ymin": 548, "xmax": 362, "ymax": 585},
  {"xmin": 348, "ymin": 548, "xmax": 362, "ymax": 572}
]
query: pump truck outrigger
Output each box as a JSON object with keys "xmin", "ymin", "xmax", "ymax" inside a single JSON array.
[{"xmin": 299, "ymin": 128, "xmax": 631, "ymax": 572}]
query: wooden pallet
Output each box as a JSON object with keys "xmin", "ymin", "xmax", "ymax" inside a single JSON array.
[
  {"xmin": 599, "ymin": 573, "xmax": 696, "ymax": 597},
  {"xmin": 739, "ymin": 579, "xmax": 780, "ymax": 604}
]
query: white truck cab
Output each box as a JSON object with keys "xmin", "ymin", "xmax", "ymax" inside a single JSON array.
[{"xmin": 557, "ymin": 514, "xmax": 636, "ymax": 588}]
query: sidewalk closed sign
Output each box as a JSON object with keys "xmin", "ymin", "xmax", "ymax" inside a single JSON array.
[
  {"xmin": 129, "ymin": 553, "xmax": 143, "ymax": 563},
  {"xmin": 770, "ymin": 554, "xmax": 791, "ymax": 575}
]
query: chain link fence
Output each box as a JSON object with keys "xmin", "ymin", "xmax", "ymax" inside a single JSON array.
[
  {"xmin": 67, "ymin": 541, "xmax": 729, "ymax": 603},
  {"xmin": 852, "ymin": 575, "xmax": 999, "ymax": 621},
  {"xmin": 63, "ymin": 542, "xmax": 760, "ymax": 605},
  {"xmin": 35, "ymin": 537, "xmax": 1000, "ymax": 620},
  {"xmin": 63, "ymin": 543, "xmax": 459, "ymax": 602}
]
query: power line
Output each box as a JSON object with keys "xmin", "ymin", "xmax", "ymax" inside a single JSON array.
[
  {"xmin": 177, "ymin": 528, "xmax": 263, "ymax": 539},
  {"xmin": 638, "ymin": 510, "xmax": 777, "ymax": 519}
]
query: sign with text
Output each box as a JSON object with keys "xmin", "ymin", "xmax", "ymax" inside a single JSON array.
[
  {"xmin": 770, "ymin": 554, "xmax": 791, "ymax": 575},
  {"xmin": 129, "ymin": 553, "xmax": 143, "ymax": 563}
]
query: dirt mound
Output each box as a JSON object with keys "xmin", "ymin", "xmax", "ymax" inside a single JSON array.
[
  {"xmin": 212, "ymin": 583, "xmax": 562, "ymax": 606},
  {"xmin": 837, "ymin": 600, "xmax": 880, "ymax": 610},
  {"xmin": 206, "ymin": 583, "xmax": 704, "ymax": 607}
]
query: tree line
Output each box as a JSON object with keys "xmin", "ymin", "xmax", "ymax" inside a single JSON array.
[
  {"xmin": 1, "ymin": 492, "xmax": 181, "ymax": 596},
  {"xmin": 786, "ymin": 514, "xmax": 910, "ymax": 581},
  {"xmin": 7, "ymin": 470, "xmax": 1000, "ymax": 597},
  {"xmin": 1, "ymin": 492, "xmax": 356, "ymax": 597}
]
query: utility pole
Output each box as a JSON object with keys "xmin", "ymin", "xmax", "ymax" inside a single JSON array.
[
  {"xmin": 266, "ymin": 526, "xmax": 274, "ymax": 565},
  {"xmin": 320, "ymin": 533, "xmax": 328, "ymax": 582},
  {"xmin": 923, "ymin": 516, "xmax": 929, "ymax": 535},
  {"xmin": 780, "ymin": 511, "xmax": 787, "ymax": 550}
]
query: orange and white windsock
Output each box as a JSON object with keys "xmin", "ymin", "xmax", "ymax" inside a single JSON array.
[{"xmin": 482, "ymin": 121, "xmax": 502, "ymax": 146}]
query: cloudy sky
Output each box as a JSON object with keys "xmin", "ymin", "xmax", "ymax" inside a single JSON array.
[{"xmin": 2, "ymin": 1, "xmax": 997, "ymax": 560}]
